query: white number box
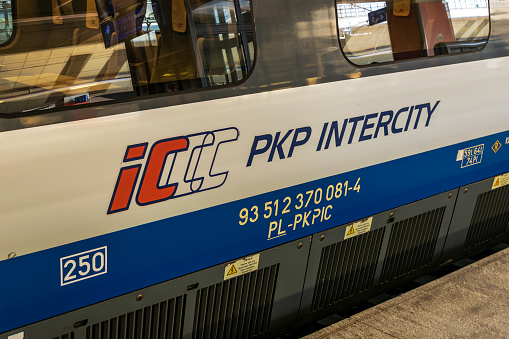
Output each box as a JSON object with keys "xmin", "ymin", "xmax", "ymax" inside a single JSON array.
[
  {"xmin": 461, "ymin": 144, "xmax": 484, "ymax": 168},
  {"xmin": 60, "ymin": 246, "xmax": 108, "ymax": 286}
]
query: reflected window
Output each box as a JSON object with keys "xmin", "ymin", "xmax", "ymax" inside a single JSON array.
[
  {"xmin": 0, "ymin": 0, "xmax": 13, "ymax": 45},
  {"xmin": 0, "ymin": 0, "xmax": 254, "ymax": 114},
  {"xmin": 129, "ymin": 0, "xmax": 254, "ymax": 95},
  {"xmin": 336, "ymin": 0, "xmax": 489, "ymax": 65}
]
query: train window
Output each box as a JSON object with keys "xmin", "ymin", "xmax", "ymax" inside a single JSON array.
[
  {"xmin": 336, "ymin": 0, "xmax": 489, "ymax": 65},
  {"xmin": 0, "ymin": 0, "xmax": 13, "ymax": 45},
  {"xmin": 0, "ymin": 0, "xmax": 254, "ymax": 114}
]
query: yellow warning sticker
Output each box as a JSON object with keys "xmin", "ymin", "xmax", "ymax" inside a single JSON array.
[
  {"xmin": 492, "ymin": 172, "xmax": 509, "ymax": 190},
  {"xmin": 224, "ymin": 254, "xmax": 260, "ymax": 280},
  {"xmin": 344, "ymin": 217, "xmax": 373, "ymax": 240},
  {"xmin": 492, "ymin": 140, "xmax": 502, "ymax": 153},
  {"xmin": 227, "ymin": 265, "xmax": 238, "ymax": 276}
]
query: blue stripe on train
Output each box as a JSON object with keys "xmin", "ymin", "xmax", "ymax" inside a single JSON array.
[{"xmin": 1, "ymin": 131, "xmax": 509, "ymax": 333}]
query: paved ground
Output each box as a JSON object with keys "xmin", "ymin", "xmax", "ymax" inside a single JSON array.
[{"xmin": 303, "ymin": 245, "xmax": 509, "ymax": 339}]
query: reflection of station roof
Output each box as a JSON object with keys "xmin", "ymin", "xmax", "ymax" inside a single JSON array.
[
  {"xmin": 191, "ymin": 0, "xmax": 251, "ymax": 16},
  {"xmin": 340, "ymin": 11, "xmax": 489, "ymax": 64},
  {"xmin": 0, "ymin": 38, "xmax": 132, "ymax": 113}
]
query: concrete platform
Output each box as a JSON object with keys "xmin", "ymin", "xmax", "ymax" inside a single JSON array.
[{"xmin": 303, "ymin": 246, "xmax": 509, "ymax": 339}]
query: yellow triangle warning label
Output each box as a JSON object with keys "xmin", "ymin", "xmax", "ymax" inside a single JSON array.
[
  {"xmin": 344, "ymin": 218, "xmax": 373, "ymax": 240},
  {"xmin": 494, "ymin": 178, "xmax": 500, "ymax": 187},
  {"xmin": 224, "ymin": 254, "xmax": 260, "ymax": 280},
  {"xmin": 227, "ymin": 264, "xmax": 238, "ymax": 276}
]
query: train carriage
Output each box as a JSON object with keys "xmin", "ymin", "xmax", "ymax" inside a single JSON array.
[{"xmin": 1, "ymin": 0, "xmax": 509, "ymax": 337}]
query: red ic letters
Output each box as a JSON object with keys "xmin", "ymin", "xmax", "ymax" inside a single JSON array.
[{"xmin": 108, "ymin": 128, "xmax": 239, "ymax": 214}]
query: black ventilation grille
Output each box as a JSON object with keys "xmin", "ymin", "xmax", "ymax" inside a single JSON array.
[
  {"xmin": 464, "ymin": 185, "xmax": 509, "ymax": 250},
  {"xmin": 53, "ymin": 334, "xmax": 73, "ymax": 339},
  {"xmin": 193, "ymin": 264, "xmax": 279, "ymax": 339},
  {"xmin": 311, "ymin": 227, "xmax": 385, "ymax": 312},
  {"xmin": 86, "ymin": 295, "xmax": 186, "ymax": 339},
  {"xmin": 380, "ymin": 207, "xmax": 445, "ymax": 283}
]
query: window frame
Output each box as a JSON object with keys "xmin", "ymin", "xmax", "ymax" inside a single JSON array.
[{"xmin": 335, "ymin": 0, "xmax": 491, "ymax": 67}]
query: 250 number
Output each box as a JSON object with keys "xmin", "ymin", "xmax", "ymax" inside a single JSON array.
[{"xmin": 60, "ymin": 247, "xmax": 108, "ymax": 286}]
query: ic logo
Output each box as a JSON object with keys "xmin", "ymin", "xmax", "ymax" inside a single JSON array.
[{"xmin": 107, "ymin": 128, "xmax": 239, "ymax": 214}]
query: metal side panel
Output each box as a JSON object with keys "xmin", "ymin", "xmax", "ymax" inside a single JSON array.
[
  {"xmin": 378, "ymin": 205, "xmax": 447, "ymax": 284},
  {"xmin": 1, "ymin": 237, "xmax": 310, "ymax": 339},
  {"xmin": 297, "ymin": 189, "xmax": 457, "ymax": 324},
  {"xmin": 441, "ymin": 174, "xmax": 509, "ymax": 263}
]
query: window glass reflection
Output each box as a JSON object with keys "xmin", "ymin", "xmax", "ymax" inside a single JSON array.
[
  {"xmin": 0, "ymin": 0, "xmax": 254, "ymax": 114},
  {"xmin": 337, "ymin": 0, "xmax": 489, "ymax": 65},
  {"xmin": 0, "ymin": 0, "xmax": 13, "ymax": 45}
]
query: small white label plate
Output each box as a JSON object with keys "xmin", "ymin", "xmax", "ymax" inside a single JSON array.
[{"xmin": 224, "ymin": 254, "xmax": 260, "ymax": 280}]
